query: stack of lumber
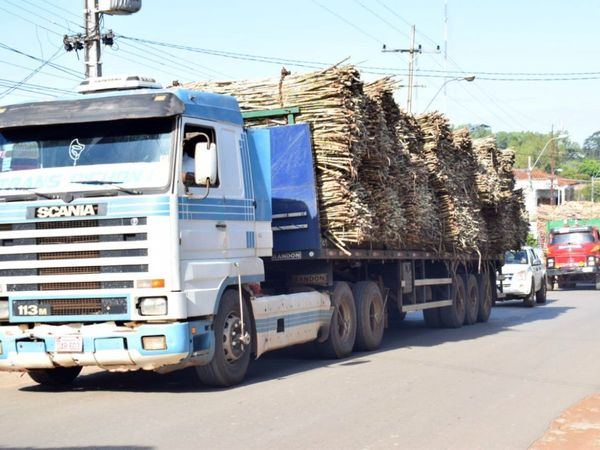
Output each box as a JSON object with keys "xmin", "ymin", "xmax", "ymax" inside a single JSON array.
[{"xmin": 186, "ymin": 65, "xmax": 527, "ymax": 255}]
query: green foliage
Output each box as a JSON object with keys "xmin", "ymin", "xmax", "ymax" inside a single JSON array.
[
  {"xmin": 578, "ymin": 159, "xmax": 600, "ymax": 177},
  {"xmin": 583, "ymin": 131, "xmax": 600, "ymax": 158},
  {"xmin": 459, "ymin": 123, "xmax": 493, "ymax": 139},
  {"xmin": 525, "ymin": 233, "xmax": 538, "ymax": 247},
  {"xmin": 495, "ymin": 131, "xmax": 579, "ymax": 169}
]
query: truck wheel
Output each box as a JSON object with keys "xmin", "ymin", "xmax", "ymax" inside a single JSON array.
[
  {"xmin": 196, "ymin": 289, "xmax": 252, "ymax": 387},
  {"xmin": 595, "ymin": 274, "xmax": 600, "ymax": 290},
  {"xmin": 28, "ymin": 366, "xmax": 82, "ymax": 386},
  {"xmin": 317, "ymin": 281, "xmax": 357, "ymax": 359},
  {"xmin": 536, "ymin": 277, "xmax": 547, "ymax": 304},
  {"xmin": 353, "ymin": 281, "xmax": 384, "ymax": 351},
  {"xmin": 463, "ymin": 274, "xmax": 479, "ymax": 325},
  {"xmin": 523, "ymin": 279, "xmax": 535, "ymax": 308},
  {"xmin": 440, "ymin": 275, "xmax": 466, "ymax": 328},
  {"xmin": 477, "ymin": 273, "xmax": 493, "ymax": 323},
  {"xmin": 546, "ymin": 276, "xmax": 555, "ymax": 291}
]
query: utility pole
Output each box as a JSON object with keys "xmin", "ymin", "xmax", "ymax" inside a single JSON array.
[
  {"xmin": 63, "ymin": 0, "xmax": 141, "ymax": 78},
  {"xmin": 84, "ymin": 0, "xmax": 102, "ymax": 78},
  {"xmin": 406, "ymin": 25, "xmax": 417, "ymax": 113},
  {"xmin": 382, "ymin": 26, "xmax": 439, "ymax": 114},
  {"xmin": 550, "ymin": 131, "xmax": 557, "ymax": 206}
]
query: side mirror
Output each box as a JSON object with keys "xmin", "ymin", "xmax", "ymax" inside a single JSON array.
[{"xmin": 194, "ymin": 142, "xmax": 217, "ymax": 185}]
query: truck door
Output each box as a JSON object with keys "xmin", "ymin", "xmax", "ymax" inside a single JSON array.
[{"xmin": 178, "ymin": 120, "xmax": 255, "ymax": 260}]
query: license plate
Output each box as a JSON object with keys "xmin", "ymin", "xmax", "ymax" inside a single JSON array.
[
  {"xmin": 582, "ymin": 267, "xmax": 594, "ymax": 273},
  {"xmin": 55, "ymin": 335, "xmax": 83, "ymax": 353}
]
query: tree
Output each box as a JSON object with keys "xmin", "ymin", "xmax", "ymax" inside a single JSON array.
[
  {"xmin": 583, "ymin": 131, "xmax": 600, "ymax": 159},
  {"xmin": 453, "ymin": 123, "xmax": 493, "ymax": 139}
]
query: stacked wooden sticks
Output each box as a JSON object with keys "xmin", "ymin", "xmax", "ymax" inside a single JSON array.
[{"xmin": 186, "ymin": 66, "xmax": 527, "ymax": 255}]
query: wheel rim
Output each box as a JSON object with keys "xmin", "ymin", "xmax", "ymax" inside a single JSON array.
[
  {"xmin": 222, "ymin": 311, "xmax": 246, "ymax": 363},
  {"xmin": 336, "ymin": 299, "xmax": 352, "ymax": 341},
  {"xmin": 468, "ymin": 285, "xmax": 477, "ymax": 312},
  {"xmin": 369, "ymin": 298, "xmax": 383, "ymax": 331}
]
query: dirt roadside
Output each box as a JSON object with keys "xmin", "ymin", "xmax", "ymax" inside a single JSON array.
[{"xmin": 530, "ymin": 394, "xmax": 600, "ymax": 449}]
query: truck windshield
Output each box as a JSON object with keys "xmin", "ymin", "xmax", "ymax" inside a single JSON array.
[
  {"xmin": 550, "ymin": 232, "xmax": 595, "ymax": 245},
  {"xmin": 505, "ymin": 250, "xmax": 528, "ymax": 264},
  {"xmin": 0, "ymin": 118, "xmax": 173, "ymax": 192}
]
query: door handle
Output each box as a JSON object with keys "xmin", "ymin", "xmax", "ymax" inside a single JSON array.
[{"xmin": 215, "ymin": 222, "xmax": 227, "ymax": 230}]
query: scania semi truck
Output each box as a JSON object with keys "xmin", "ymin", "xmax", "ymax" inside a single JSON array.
[{"xmin": 0, "ymin": 76, "xmax": 500, "ymax": 387}]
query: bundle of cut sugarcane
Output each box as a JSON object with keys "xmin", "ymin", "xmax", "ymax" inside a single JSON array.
[
  {"xmin": 416, "ymin": 113, "xmax": 487, "ymax": 253},
  {"xmin": 472, "ymin": 137, "xmax": 502, "ymax": 206},
  {"xmin": 362, "ymin": 79, "xmax": 408, "ymax": 247}
]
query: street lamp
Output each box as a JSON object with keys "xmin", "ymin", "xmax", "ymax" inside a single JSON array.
[
  {"xmin": 422, "ymin": 75, "xmax": 475, "ymax": 113},
  {"xmin": 527, "ymin": 133, "xmax": 569, "ymax": 186}
]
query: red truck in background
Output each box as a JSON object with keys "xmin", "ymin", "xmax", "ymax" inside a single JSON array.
[{"xmin": 545, "ymin": 224, "xmax": 600, "ymax": 290}]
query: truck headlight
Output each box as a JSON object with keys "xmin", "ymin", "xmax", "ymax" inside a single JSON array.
[
  {"xmin": 138, "ymin": 297, "xmax": 167, "ymax": 316},
  {"xmin": 547, "ymin": 258, "xmax": 555, "ymax": 268},
  {"xmin": 0, "ymin": 299, "xmax": 8, "ymax": 320},
  {"xmin": 588, "ymin": 256, "xmax": 596, "ymax": 266}
]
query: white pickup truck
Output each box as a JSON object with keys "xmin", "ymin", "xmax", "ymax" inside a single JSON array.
[{"xmin": 498, "ymin": 246, "xmax": 547, "ymax": 307}]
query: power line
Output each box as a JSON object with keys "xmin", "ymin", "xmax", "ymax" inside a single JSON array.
[
  {"xmin": 0, "ymin": 46, "xmax": 64, "ymax": 100},
  {"xmin": 352, "ymin": 0, "xmax": 410, "ymax": 40},
  {"xmin": 0, "ymin": 78, "xmax": 74, "ymax": 96},
  {"xmin": 0, "ymin": 42, "xmax": 83, "ymax": 79},
  {"xmin": 116, "ymin": 39, "xmax": 228, "ymax": 80},
  {"xmin": 311, "ymin": 0, "xmax": 385, "ymax": 46},
  {"xmin": 19, "ymin": 0, "xmax": 83, "ymax": 31},
  {"xmin": 107, "ymin": 48, "xmax": 197, "ymax": 81},
  {"xmin": 41, "ymin": 0, "xmax": 80, "ymax": 19},
  {"xmin": 117, "ymin": 35, "xmax": 330, "ymax": 70},
  {"xmin": 0, "ymin": 5, "xmax": 61, "ymax": 36}
]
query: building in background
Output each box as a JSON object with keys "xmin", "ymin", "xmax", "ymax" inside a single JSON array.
[{"xmin": 513, "ymin": 168, "xmax": 579, "ymax": 236}]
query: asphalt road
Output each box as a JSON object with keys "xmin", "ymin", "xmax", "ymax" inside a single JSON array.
[{"xmin": 0, "ymin": 286, "xmax": 599, "ymax": 450}]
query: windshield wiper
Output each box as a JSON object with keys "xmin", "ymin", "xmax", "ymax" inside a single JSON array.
[
  {"xmin": 0, "ymin": 187, "xmax": 56, "ymax": 200},
  {"xmin": 71, "ymin": 180, "xmax": 141, "ymax": 195}
]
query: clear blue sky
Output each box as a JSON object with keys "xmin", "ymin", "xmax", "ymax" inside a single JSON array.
[{"xmin": 1, "ymin": 0, "xmax": 599, "ymax": 145}]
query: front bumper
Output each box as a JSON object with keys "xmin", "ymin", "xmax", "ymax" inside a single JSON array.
[
  {"xmin": 547, "ymin": 266, "xmax": 599, "ymax": 277},
  {"xmin": 0, "ymin": 320, "xmax": 214, "ymax": 372},
  {"xmin": 501, "ymin": 284, "xmax": 530, "ymax": 298}
]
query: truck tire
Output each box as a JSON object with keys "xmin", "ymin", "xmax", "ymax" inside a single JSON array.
[
  {"xmin": 463, "ymin": 274, "xmax": 479, "ymax": 325},
  {"xmin": 352, "ymin": 281, "xmax": 384, "ymax": 351},
  {"xmin": 523, "ymin": 278, "xmax": 535, "ymax": 307},
  {"xmin": 28, "ymin": 366, "xmax": 82, "ymax": 386},
  {"xmin": 536, "ymin": 277, "xmax": 547, "ymax": 304},
  {"xmin": 595, "ymin": 274, "xmax": 600, "ymax": 290},
  {"xmin": 546, "ymin": 276, "xmax": 555, "ymax": 291},
  {"xmin": 477, "ymin": 272, "xmax": 493, "ymax": 323},
  {"xmin": 440, "ymin": 275, "xmax": 466, "ymax": 328},
  {"xmin": 316, "ymin": 281, "xmax": 357, "ymax": 359},
  {"xmin": 196, "ymin": 289, "xmax": 252, "ymax": 387}
]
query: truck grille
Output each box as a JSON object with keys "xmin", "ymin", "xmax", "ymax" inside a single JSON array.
[
  {"xmin": 12, "ymin": 297, "xmax": 128, "ymax": 316},
  {"xmin": 0, "ymin": 217, "xmax": 149, "ymax": 292}
]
